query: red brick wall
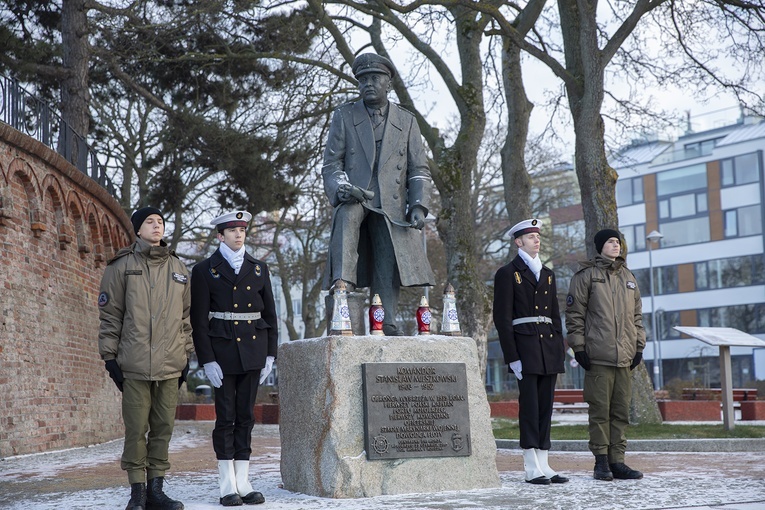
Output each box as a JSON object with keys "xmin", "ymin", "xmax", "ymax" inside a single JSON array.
[{"xmin": 0, "ymin": 123, "xmax": 133, "ymax": 457}]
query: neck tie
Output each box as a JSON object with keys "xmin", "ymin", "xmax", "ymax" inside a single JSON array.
[{"xmin": 372, "ymin": 109, "xmax": 383, "ymax": 129}]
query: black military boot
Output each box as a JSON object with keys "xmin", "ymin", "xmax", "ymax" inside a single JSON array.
[
  {"xmin": 593, "ymin": 454, "xmax": 614, "ymax": 481},
  {"xmin": 610, "ymin": 462, "xmax": 644, "ymax": 479},
  {"xmin": 126, "ymin": 482, "xmax": 146, "ymax": 510},
  {"xmin": 146, "ymin": 477, "xmax": 184, "ymax": 510}
]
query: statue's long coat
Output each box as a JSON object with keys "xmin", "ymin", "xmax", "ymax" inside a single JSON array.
[{"xmin": 321, "ymin": 99, "xmax": 435, "ymax": 289}]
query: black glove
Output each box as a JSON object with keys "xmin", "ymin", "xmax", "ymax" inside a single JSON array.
[
  {"xmin": 630, "ymin": 352, "xmax": 643, "ymax": 371},
  {"xmin": 574, "ymin": 350, "xmax": 591, "ymax": 371},
  {"xmin": 179, "ymin": 361, "xmax": 190, "ymax": 388},
  {"xmin": 105, "ymin": 359, "xmax": 124, "ymax": 392}
]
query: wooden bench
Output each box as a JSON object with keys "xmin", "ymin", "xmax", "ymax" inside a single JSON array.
[
  {"xmin": 553, "ymin": 388, "xmax": 588, "ymax": 412},
  {"xmin": 681, "ymin": 388, "xmax": 758, "ymax": 401}
]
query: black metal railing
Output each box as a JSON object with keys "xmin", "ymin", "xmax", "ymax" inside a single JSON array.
[{"xmin": 0, "ymin": 75, "xmax": 116, "ymax": 195}]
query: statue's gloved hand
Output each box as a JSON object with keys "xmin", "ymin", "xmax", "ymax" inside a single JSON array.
[
  {"xmin": 337, "ymin": 183, "xmax": 361, "ymax": 203},
  {"xmin": 409, "ymin": 206, "xmax": 426, "ymax": 230}
]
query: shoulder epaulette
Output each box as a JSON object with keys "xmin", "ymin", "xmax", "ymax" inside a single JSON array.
[{"xmin": 392, "ymin": 102, "xmax": 416, "ymax": 117}]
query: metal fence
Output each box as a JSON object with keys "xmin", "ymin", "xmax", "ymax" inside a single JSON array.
[{"xmin": 0, "ymin": 75, "xmax": 116, "ymax": 195}]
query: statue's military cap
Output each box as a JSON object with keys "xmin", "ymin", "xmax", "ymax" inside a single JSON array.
[{"xmin": 352, "ymin": 53, "xmax": 396, "ymax": 79}]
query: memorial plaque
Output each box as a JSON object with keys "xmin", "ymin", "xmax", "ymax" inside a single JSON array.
[{"xmin": 361, "ymin": 362, "xmax": 471, "ymax": 460}]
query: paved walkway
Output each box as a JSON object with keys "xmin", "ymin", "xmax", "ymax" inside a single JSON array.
[{"xmin": 1, "ymin": 421, "xmax": 764, "ymax": 510}]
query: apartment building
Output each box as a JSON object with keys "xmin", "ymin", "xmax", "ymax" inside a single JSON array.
[{"xmin": 551, "ymin": 115, "xmax": 765, "ymax": 389}]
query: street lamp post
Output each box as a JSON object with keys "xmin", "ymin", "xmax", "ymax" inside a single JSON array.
[
  {"xmin": 646, "ymin": 230, "xmax": 664, "ymax": 390},
  {"xmin": 656, "ymin": 308, "xmax": 665, "ymax": 390}
]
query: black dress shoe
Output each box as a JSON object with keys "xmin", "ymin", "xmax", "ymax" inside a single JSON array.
[
  {"xmin": 219, "ymin": 493, "xmax": 243, "ymax": 506},
  {"xmin": 550, "ymin": 474, "xmax": 569, "ymax": 483},
  {"xmin": 241, "ymin": 491, "xmax": 265, "ymax": 505},
  {"xmin": 525, "ymin": 476, "xmax": 551, "ymax": 485}
]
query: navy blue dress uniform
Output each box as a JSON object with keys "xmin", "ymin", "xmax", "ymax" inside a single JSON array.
[
  {"xmin": 191, "ymin": 250, "xmax": 277, "ymax": 374},
  {"xmin": 190, "ymin": 210, "xmax": 276, "ymax": 506},
  {"xmin": 493, "ymin": 219, "xmax": 567, "ymax": 485}
]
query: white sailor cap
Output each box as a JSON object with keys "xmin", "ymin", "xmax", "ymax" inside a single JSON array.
[
  {"xmin": 508, "ymin": 218, "xmax": 540, "ymax": 238},
  {"xmin": 211, "ymin": 210, "xmax": 252, "ymax": 231}
]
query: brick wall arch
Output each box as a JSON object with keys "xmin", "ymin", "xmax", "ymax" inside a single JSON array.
[{"xmin": 0, "ymin": 122, "xmax": 133, "ymax": 457}]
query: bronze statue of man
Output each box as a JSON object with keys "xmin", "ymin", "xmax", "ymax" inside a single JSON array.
[{"xmin": 322, "ymin": 53, "xmax": 435, "ymax": 335}]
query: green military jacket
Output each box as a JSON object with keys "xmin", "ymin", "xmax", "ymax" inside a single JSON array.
[
  {"xmin": 98, "ymin": 238, "xmax": 193, "ymax": 380},
  {"xmin": 565, "ymin": 255, "xmax": 646, "ymax": 368}
]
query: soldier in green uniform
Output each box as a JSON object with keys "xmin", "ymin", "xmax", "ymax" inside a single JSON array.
[{"xmin": 98, "ymin": 206, "xmax": 192, "ymax": 510}]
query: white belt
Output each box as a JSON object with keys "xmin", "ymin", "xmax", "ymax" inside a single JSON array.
[
  {"xmin": 208, "ymin": 311, "xmax": 261, "ymax": 321},
  {"xmin": 512, "ymin": 316, "xmax": 553, "ymax": 326}
]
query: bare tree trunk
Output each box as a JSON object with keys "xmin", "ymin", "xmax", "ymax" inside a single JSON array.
[
  {"xmin": 426, "ymin": 6, "xmax": 491, "ymax": 376},
  {"xmin": 499, "ymin": 0, "xmax": 546, "ymax": 228},
  {"xmin": 59, "ymin": 0, "xmax": 90, "ymax": 161},
  {"xmin": 558, "ymin": 0, "xmax": 662, "ymax": 422},
  {"xmin": 630, "ymin": 364, "xmax": 663, "ymax": 424},
  {"xmin": 500, "ymin": 39, "xmax": 533, "ymax": 227}
]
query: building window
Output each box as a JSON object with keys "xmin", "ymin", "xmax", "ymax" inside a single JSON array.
[
  {"xmin": 293, "ymin": 299, "xmax": 302, "ymax": 316},
  {"xmin": 695, "ymin": 255, "xmax": 765, "ymax": 290},
  {"xmin": 659, "ymin": 217, "xmax": 711, "ymax": 247},
  {"xmin": 632, "ymin": 265, "xmax": 678, "ymax": 296},
  {"xmin": 698, "ymin": 303, "xmax": 765, "ymax": 334},
  {"xmin": 616, "ymin": 176, "xmax": 644, "ymax": 206},
  {"xmin": 658, "ymin": 192, "xmax": 708, "ymax": 220},
  {"xmin": 721, "ymin": 152, "xmax": 760, "ymax": 187},
  {"xmin": 683, "ymin": 138, "xmax": 721, "ymax": 159},
  {"xmin": 724, "ymin": 205, "xmax": 762, "ymax": 238},
  {"xmin": 655, "ymin": 164, "xmax": 711, "ymax": 247},
  {"xmin": 656, "ymin": 164, "xmax": 707, "ymax": 197},
  {"xmin": 644, "ymin": 310, "xmax": 682, "ymax": 341},
  {"xmin": 620, "ymin": 224, "xmax": 646, "ymax": 252}
]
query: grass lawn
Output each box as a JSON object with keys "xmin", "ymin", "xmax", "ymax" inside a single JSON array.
[{"xmin": 492, "ymin": 419, "xmax": 765, "ymax": 440}]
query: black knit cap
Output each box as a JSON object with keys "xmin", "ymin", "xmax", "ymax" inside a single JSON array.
[
  {"xmin": 130, "ymin": 207, "xmax": 164, "ymax": 235},
  {"xmin": 594, "ymin": 228, "xmax": 621, "ymax": 255}
]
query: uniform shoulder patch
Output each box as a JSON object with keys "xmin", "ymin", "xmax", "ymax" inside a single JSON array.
[
  {"xmin": 98, "ymin": 292, "xmax": 109, "ymax": 307},
  {"xmin": 626, "ymin": 281, "xmax": 636, "ymax": 289},
  {"xmin": 566, "ymin": 294, "xmax": 574, "ymax": 307},
  {"xmin": 172, "ymin": 272, "xmax": 188, "ymax": 284},
  {"xmin": 255, "ymin": 264, "xmax": 262, "ymax": 277}
]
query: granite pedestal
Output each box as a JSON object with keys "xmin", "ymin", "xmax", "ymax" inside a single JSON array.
[{"xmin": 278, "ymin": 335, "xmax": 500, "ymax": 498}]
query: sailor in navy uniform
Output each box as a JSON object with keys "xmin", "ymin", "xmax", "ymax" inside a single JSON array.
[
  {"xmin": 493, "ymin": 219, "xmax": 568, "ymax": 485},
  {"xmin": 190, "ymin": 210, "xmax": 278, "ymax": 506}
]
